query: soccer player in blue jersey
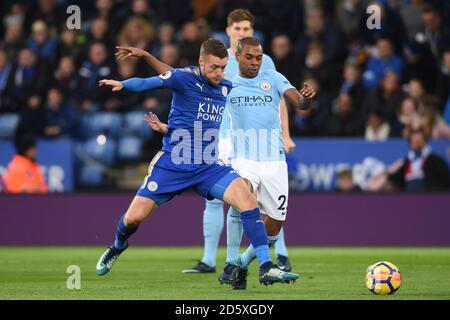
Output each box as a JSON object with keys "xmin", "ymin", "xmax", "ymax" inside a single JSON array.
[
  {"xmin": 95, "ymin": 39, "xmax": 300, "ymax": 286},
  {"xmin": 138, "ymin": 37, "xmax": 315, "ymax": 290},
  {"xmin": 115, "ymin": 9, "xmax": 296, "ymax": 277}
]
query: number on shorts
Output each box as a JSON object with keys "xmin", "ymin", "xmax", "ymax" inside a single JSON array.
[{"xmin": 277, "ymin": 195, "xmax": 287, "ymax": 211}]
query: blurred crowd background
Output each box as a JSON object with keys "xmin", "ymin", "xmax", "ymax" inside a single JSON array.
[{"xmin": 0, "ymin": 0, "xmax": 449, "ymax": 191}]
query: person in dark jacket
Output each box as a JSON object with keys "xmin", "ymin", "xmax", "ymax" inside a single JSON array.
[{"xmin": 388, "ymin": 128, "xmax": 450, "ymax": 191}]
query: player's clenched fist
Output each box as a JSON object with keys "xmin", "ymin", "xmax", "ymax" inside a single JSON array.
[
  {"xmin": 299, "ymin": 82, "xmax": 316, "ymax": 100},
  {"xmin": 98, "ymin": 79, "xmax": 123, "ymax": 91}
]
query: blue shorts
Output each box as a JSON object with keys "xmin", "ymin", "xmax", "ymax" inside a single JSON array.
[{"xmin": 137, "ymin": 151, "xmax": 240, "ymax": 206}]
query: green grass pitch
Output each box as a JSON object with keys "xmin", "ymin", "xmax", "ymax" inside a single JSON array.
[{"xmin": 1, "ymin": 247, "xmax": 449, "ymax": 300}]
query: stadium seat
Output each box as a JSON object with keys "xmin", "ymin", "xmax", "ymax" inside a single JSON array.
[
  {"xmin": 81, "ymin": 137, "xmax": 116, "ymax": 166},
  {"xmin": 80, "ymin": 112, "xmax": 123, "ymax": 139},
  {"xmin": 210, "ymin": 32, "xmax": 230, "ymax": 48},
  {"xmin": 78, "ymin": 165, "xmax": 105, "ymax": 187},
  {"xmin": 117, "ymin": 135, "xmax": 143, "ymax": 161},
  {"xmin": 253, "ymin": 31, "xmax": 264, "ymax": 46},
  {"xmin": 0, "ymin": 113, "xmax": 20, "ymax": 139},
  {"xmin": 123, "ymin": 111, "xmax": 153, "ymax": 139}
]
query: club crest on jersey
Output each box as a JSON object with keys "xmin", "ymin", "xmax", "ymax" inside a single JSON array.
[
  {"xmin": 260, "ymin": 81, "xmax": 271, "ymax": 91},
  {"xmin": 222, "ymin": 86, "xmax": 228, "ymax": 97},
  {"xmin": 159, "ymin": 71, "xmax": 172, "ymax": 79},
  {"xmin": 147, "ymin": 181, "xmax": 158, "ymax": 192}
]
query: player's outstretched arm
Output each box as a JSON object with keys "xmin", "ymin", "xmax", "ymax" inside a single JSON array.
[
  {"xmin": 99, "ymin": 79, "xmax": 123, "ymax": 91},
  {"xmin": 116, "ymin": 46, "xmax": 172, "ymax": 74},
  {"xmin": 284, "ymin": 82, "xmax": 316, "ymax": 110},
  {"xmin": 144, "ymin": 112, "xmax": 168, "ymax": 134}
]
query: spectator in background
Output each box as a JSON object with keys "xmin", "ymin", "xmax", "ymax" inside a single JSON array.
[
  {"xmin": 117, "ymin": 17, "xmax": 155, "ymax": 50},
  {"xmin": 86, "ymin": 17, "xmax": 112, "ymax": 50},
  {"xmin": 339, "ymin": 58, "xmax": 365, "ymax": 108},
  {"xmin": 150, "ymin": 22, "xmax": 176, "ymax": 57},
  {"xmin": 1, "ymin": 21, "xmax": 26, "ymax": 59},
  {"xmin": 399, "ymin": 0, "xmax": 424, "ymax": 42},
  {"xmin": 32, "ymin": 0, "xmax": 65, "ymax": 34},
  {"xmin": 129, "ymin": 0, "xmax": 158, "ymax": 24},
  {"xmin": 271, "ymin": 34, "xmax": 301, "ymax": 88},
  {"xmin": 405, "ymin": 2, "xmax": 450, "ymax": 92},
  {"xmin": 59, "ymin": 26, "xmax": 85, "ymax": 64},
  {"xmin": 336, "ymin": 0, "xmax": 369, "ymax": 42},
  {"xmin": 419, "ymin": 101, "xmax": 450, "ymax": 139},
  {"xmin": 77, "ymin": 42, "xmax": 113, "ymax": 112},
  {"xmin": 43, "ymin": 88, "xmax": 77, "ymax": 138},
  {"xmin": 420, "ymin": 3, "xmax": 450, "ymax": 69},
  {"xmin": 295, "ymin": 6, "xmax": 347, "ymax": 67},
  {"xmin": 1, "ymin": 132, "xmax": 48, "ymax": 194},
  {"xmin": 388, "ymin": 127, "xmax": 450, "ymax": 191},
  {"xmin": 396, "ymin": 97, "xmax": 421, "ymax": 138},
  {"xmin": 104, "ymin": 59, "xmax": 143, "ymax": 112},
  {"xmin": 326, "ymin": 93, "xmax": 363, "ymax": 137},
  {"xmin": 365, "ymin": 110, "xmax": 390, "ymax": 141},
  {"xmin": 178, "ymin": 21, "xmax": 204, "ymax": 67},
  {"xmin": 91, "ymin": 0, "xmax": 117, "ymax": 26},
  {"xmin": 2, "ymin": 3, "xmax": 27, "ymax": 35},
  {"xmin": 302, "ymin": 42, "xmax": 340, "ymax": 94},
  {"xmin": 363, "ymin": 71, "xmax": 404, "ymax": 125},
  {"xmin": 436, "ymin": 48, "xmax": 450, "ymax": 113},
  {"xmin": 335, "ymin": 167, "xmax": 362, "ymax": 192},
  {"xmin": 291, "ymin": 75, "xmax": 331, "ymax": 137},
  {"xmin": 406, "ymin": 78, "xmax": 427, "ymax": 105},
  {"xmin": 363, "ymin": 37, "xmax": 404, "ymax": 90},
  {"xmin": 53, "ymin": 56, "xmax": 80, "ymax": 104},
  {"xmin": 26, "ymin": 20, "xmax": 59, "ymax": 66},
  {"xmin": 10, "ymin": 48, "xmax": 52, "ymax": 112},
  {"xmin": 0, "ymin": 48, "xmax": 15, "ymax": 113}
]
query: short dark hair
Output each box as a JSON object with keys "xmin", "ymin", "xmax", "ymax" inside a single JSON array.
[
  {"xmin": 236, "ymin": 37, "xmax": 261, "ymax": 54},
  {"xmin": 227, "ymin": 9, "xmax": 254, "ymax": 28},
  {"xmin": 14, "ymin": 133, "xmax": 36, "ymax": 156},
  {"xmin": 200, "ymin": 38, "xmax": 228, "ymax": 59}
]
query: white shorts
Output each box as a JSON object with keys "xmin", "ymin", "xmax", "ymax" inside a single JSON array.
[
  {"xmin": 218, "ymin": 138, "xmax": 232, "ymax": 165},
  {"xmin": 231, "ymin": 158, "xmax": 289, "ymax": 221}
]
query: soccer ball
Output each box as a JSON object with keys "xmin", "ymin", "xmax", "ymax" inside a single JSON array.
[{"xmin": 365, "ymin": 261, "xmax": 401, "ymax": 295}]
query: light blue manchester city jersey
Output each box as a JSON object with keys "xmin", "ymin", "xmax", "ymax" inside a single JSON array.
[
  {"xmin": 219, "ymin": 49, "xmax": 276, "ymax": 137},
  {"xmin": 226, "ymin": 69, "xmax": 295, "ymax": 161}
]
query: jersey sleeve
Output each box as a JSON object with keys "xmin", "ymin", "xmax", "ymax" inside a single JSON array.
[
  {"xmin": 158, "ymin": 69, "xmax": 189, "ymax": 90},
  {"xmin": 262, "ymin": 54, "xmax": 276, "ymax": 71},
  {"xmin": 272, "ymin": 70, "xmax": 295, "ymax": 96}
]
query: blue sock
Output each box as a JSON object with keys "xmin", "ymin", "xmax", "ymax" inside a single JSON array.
[
  {"xmin": 201, "ymin": 199, "xmax": 224, "ymax": 267},
  {"xmin": 226, "ymin": 206, "xmax": 243, "ymax": 264},
  {"xmin": 114, "ymin": 214, "xmax": 138, "ymax": 250},
  {"xmin": 274, "ymin": 227, "xmax": 288, "ymax": 257},
  {"xmin": 240, "ymin": 208, "xmax": 271, "ymax": 267}
]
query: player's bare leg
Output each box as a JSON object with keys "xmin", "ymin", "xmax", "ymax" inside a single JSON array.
[{"xmin": 96, "ymin": 196, "xmax": 158, "ymax": 276}]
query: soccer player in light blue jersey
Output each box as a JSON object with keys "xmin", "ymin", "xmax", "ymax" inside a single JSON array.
[
  {"xmin": 222, "ymin": 37, "xmax": 315, "ymax": 289},
  {"xmin": 95, "ymin": 39, "xmax": 300, "ymax": 286}
]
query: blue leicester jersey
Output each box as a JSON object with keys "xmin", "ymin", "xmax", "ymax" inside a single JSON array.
[
  {"xmin": 219, "ymin": 49, "xmax": 276, "ymax": 137},
  {"xmin": 227, "ymin": 69, "xmax": 295, "ymax": 161},
  {"xmin": 158, "ymin": 67, "xmax": 232, "ymax": 163}
]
